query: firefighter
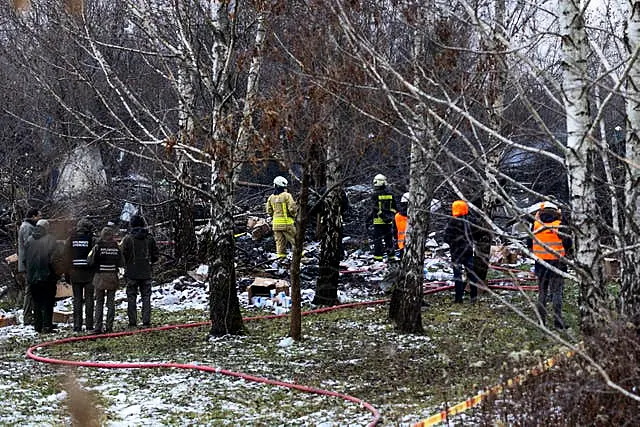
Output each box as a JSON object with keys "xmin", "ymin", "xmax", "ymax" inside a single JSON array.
[
  {"xmin": 370, "ymin": 174, "xmax": 397, "ymax": 262},
  {"xmin": 395, "ymin": 192, "xmax": 410, "ymax": 258},
  {"xmin": 266, "ymin": 176, "xmax": 298, "ymax": 259},
  {"xmin": 528, "ymin": 201, "xmax": 572, "ymax": 330}
]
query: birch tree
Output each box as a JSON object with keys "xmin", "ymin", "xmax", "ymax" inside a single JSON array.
[
  {"xmin": 621, "ymin": 0, "xmax": 640, "ymax": 327},
  {"xmin": 5, "ymin": 0, "xmax": 278, "ymax": 335},
  {"xmin": 560, "ymin": 0, "xmax": 606, "ymax": 334}
]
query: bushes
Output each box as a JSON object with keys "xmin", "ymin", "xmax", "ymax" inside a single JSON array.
[{"xmin": 480, "ymin": 321, "xmax": 640, "ymax": 425}]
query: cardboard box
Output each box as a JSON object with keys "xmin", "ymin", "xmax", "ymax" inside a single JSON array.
[
  {"xmin": 247, "ymin": 277, "xmax": 290, "ymax": 300},
  {"xmin": 55, "ymin": 282, "xmax": 73, "ymax": 299},
  {"xmin": 0, "ymin": 315, "xmax": 17, "ymax": 328},
  {"xmin": 52, "ymin": 311, "xmax": 73, "ymax": 324}
]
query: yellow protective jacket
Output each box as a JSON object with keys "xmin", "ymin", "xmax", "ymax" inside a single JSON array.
[
  {"xmin": 532, "ymin": 220, "xmax": 565, "ymax": 260},
  {"xmin": 266, "ymin": 191, "xmax": 297, "ymax": 231}
]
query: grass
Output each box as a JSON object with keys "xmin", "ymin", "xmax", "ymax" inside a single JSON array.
[{"xmin": 0, "ymin": 281, "xmax": 581, "ymax": 426}]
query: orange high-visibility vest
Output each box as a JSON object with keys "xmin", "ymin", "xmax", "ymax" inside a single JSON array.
[
  {"xmin": 532, "ymin": 220, "xmax": 565, "ymax": 260},
  {"xmin": 395, "ymin": 212, "xmax": 408, "ymax": 249}
]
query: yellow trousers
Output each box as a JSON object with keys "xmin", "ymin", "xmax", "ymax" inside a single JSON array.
[{"xmin": 273, "ymin": 224, "xmax": 296, "ymax": 257}]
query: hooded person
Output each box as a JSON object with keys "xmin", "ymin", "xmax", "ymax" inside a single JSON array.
[
  {"xmin": 24, "ymin": 219, "xmax": 62, "ymax": 333},
  {"xmin": 64, "ymin": 218, "xmax": 96, "ymax": 332},
  {"xmin": 120, "ymin": 214, "xmax": 159, "ymax": 328},
  {"xmin": 88, "ymin": 226, "xmax": 125, "ymax": 334},
  {"xmin": 444, "ymin": 200, "xmax": 477, "ymax": 304},
  {"xmin": 18, "ymin": 208, "xmax": 41, "ymax": 325},
  {"xmin": 526, "ymin": 201, "xmax": 573, "ymax": 329}
]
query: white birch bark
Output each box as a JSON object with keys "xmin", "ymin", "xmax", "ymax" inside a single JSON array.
[
  {"xmin": 207, "ymin": 0, "xmax": 243, "ymax": 336},
  {"xmin": 234, "ymin": 12, "xmax": 266, "ymax": 184},
  {"xmin": 560, "ymin": 0, "xmax": 605, "ymax": 334},
  {"xmin": 476, "ymin": 0, "xmax": 507, "ymax": 286},
  {"xmin": 621, "ymin": 0, "xmax": 640, "ymax": 326}
]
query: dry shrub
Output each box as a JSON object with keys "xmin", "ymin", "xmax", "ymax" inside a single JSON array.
[
  {"xmin": 12, "ymin": 0, "xmax": 30, "ymax": 11},
  {"xmin": 478, "ymin": 321, "xmax": 640, "ymax": 426},
  {"xmin": 63, "ymin": 372, "xmax": 102, "ymax": 427},
  {"xmin": 63, "ymin": 0, "xmax": 83, "ymax": 16}
]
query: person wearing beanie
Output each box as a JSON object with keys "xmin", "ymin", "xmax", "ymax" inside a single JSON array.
[
  {"xmin": 120, "ymin": 214, "xmax": 159, "ymax": 328},
  {"xmin": 64, "ymin": 218, "xmax": 96, "ymax": 332},
  {"xmin": 18, "ymin": 208, "xmax": 41, "ymax": 325},
  {"xmin": 88, "ymin": 226, "xmax": 124, "ymax": 334},
  {"xmin": 24, "ymin": 218, "xmax": 62, "ymax": 333},
  {"xmin": 444, "ymin": 200, "xmax": 477, "ymax": 304}
]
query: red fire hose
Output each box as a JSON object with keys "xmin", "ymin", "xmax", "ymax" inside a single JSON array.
[{"xmin": 26, "ymin": 267, "xmax": 537, "ymax": 426}]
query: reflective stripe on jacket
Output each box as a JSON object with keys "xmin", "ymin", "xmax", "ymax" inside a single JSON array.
[
  {"xmin": 532, "ymin": 220, "xmax": 565, "ymax": 260},
  {"xmin": 71, "ymin": 236, "xmax": 92, "ymax": 268},
  {"xmin": 373, "ymin": 193, "xmax": 396, "ymax": 225},
  {"xmin": 266, "ymin": 192, "xmax": 297, "ymax": 230},
  {"xmin": 395, "ymin": 212, "xmax": 408, "ymax": 249}
]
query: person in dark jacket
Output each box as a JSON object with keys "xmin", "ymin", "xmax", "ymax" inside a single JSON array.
[
  {"xmin": 370, "ymin": 174, "xmax": 397, "ymax": 262},
  {"xmin": 24, "ymin": 219, "xmax": 61, "ymax": 333},
  {"xmin": 64, "ymin": 218, "xmax": 96, "ymax": 332},
  {"xmin": 18, "ymin": 208, "xmax": 41, "ymax": 325},
  {"xmin": 526, "ymin": 202, "xmax": 573, "ymax": 329},
  {"xmin": 120, "ymin": 215, "xmax": 159, "ymax": 328},
  {"xmin": 444, "ymin": 200, "xmax": 477, "ymax": 304},
  {"xmin": 88, "ymin": 226, "xmax": 125, "ymax": 334}
]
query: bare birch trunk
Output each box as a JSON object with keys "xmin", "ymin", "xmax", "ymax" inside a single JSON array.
[
  {"xmin": 476, "ymin": 0, "xmax": 507, "ymax": 289},
  {"xmin": 174, "ymin": 54, "xmax": 197, "ymax": 272},
  {"xmin": 560, "ymin": 0, "xmax": 605, "ymax": 335},
  {"xmin": 621, "ymin": 0, "xmax": 640, "ymax": 328},
  {"xmin": 208, "ymin": 1, "xmax": 243, "ymax": 336},
  {"xmin": 234, "ymin": 13, "xmax": 266, "ymax": 185},
  {"xmin": 389, "ymin": 24, "xmax": 432, "ymax": 333},
  {"xmin": 313, "ymin": 141, "xmax": 343, "ymax": 306}
]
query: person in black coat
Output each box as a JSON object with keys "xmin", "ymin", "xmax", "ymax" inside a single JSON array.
[
  {"xmin": 444, "ymin": 200, "xmax": 477, "ymax": 304},
  {"xmin": 64, "ymin": 218, "xmax": 96, "ymax": 332},
  {"xmin": 120, "ymin": 215, "xmax": 159, "ymax": 328},
  {"xmin": 24, "ymin": 219, "xmax": 62, "ymax": 333},
  {"xmin": 370, "ymin": 174, "xmax": 397, "ymax": 262}
]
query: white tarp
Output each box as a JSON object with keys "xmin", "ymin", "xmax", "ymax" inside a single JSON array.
[{"xmin": 54, "ymin": 143, "xmax": 107, "ymax": 198}]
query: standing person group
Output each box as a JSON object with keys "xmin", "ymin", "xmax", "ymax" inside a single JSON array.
[{"xmin": 17, "ymin": 209, "xmax": 159, "ymax": 334}]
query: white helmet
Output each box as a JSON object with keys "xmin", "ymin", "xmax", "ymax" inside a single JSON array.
[
  {"xmin": 373, "ymin": 174, "xmax": 387, "ymax": 187},
  {"xmin": 273, "ymin": 176, "xmax": 288, "ymax": 187},
  {"xmin": 401, "ymin": 192, "xmax": 410, "ymax": 203},
  {"xmin": 540, "ymin": 201, "xmax": 558, "ymax": 211}
]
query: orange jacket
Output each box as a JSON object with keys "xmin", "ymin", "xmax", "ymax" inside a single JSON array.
[
  {"xmin": 395, "ymin": 212, "xmax": 408, "ymax": 249},
  {"xmin": 532, "ymin": 220, "xmax": 565, "ymax": 260}
]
